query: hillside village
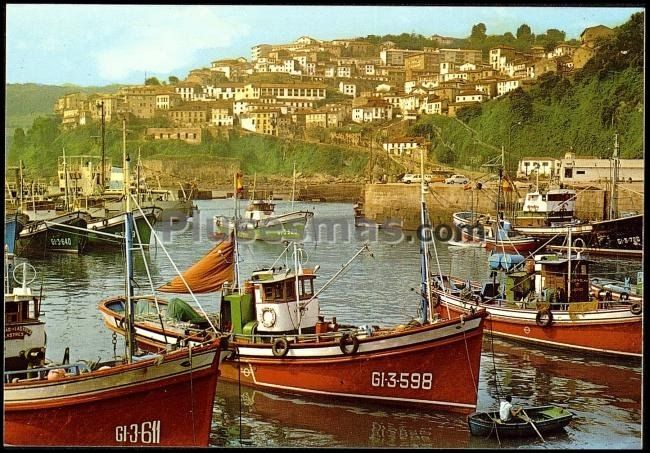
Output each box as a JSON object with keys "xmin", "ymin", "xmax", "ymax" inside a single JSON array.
[{"xmin": 53, "ymin": 25, "xmax": 615, "ymax": 159}]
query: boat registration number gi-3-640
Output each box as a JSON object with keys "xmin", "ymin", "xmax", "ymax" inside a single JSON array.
[{"xmin": 115, "ymin": 420, "xmax": 161, "ymax": 444}]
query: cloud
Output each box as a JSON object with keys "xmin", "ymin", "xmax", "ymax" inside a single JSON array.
[{"xmin": 94, "ymin": 6, "xmax": 249, "ymax": 81}]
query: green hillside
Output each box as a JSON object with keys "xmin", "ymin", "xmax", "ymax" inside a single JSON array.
[{"xmin": 410, "ymin": 12, "xmax": 644, "ymax": 171}]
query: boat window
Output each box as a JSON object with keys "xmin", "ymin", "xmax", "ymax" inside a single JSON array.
[
  {"xmin": 264, "ymin": 286, "xmax": 274, "ymax": 300},
  {"xmin": 300, "ymin": 277, "xmax": 314, "ymax": 298},
  {"xmin": 274, "ymin": 283, "xmax": 284, "ymax": 301},
  {"xmin": 286, "ymin": 281, "xmax": 296, "ymax": 300},
  {"xmin": 5, "ymin": 302, "xmax": 19, "ymax": 323}
]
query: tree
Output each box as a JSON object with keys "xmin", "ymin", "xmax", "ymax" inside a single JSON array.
[
  {"xmin": 168, "ymin": 75, "xmax": 179, "ymax": 84},
  {"xmin": 13, "ymin": 127, "xmax": 26, "ymax": 149},
  {"xmin": 516, "ymin": 24, "xmax": 533, "ymax": 41},
  {"xmin": 145, "ymin": 77, "xmax": 161, "ymax": 86},
  {"xmin": 508, "ymin": 88, "xmax": 533, "ymax": 122},
  {"xmin": 470, "ymin": 23, "xmax": 487, "ymax": 40}
]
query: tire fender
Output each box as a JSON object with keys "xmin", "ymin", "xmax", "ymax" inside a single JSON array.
[
  {"xmin": 271, "ymin": 338, "xmax": 289, "ymax": 357},
  {"xmin": 339, "ymin": 333, "xmax": 360, "ymax": 355},
  {"xmin": 535, "ymin": 309, "xmax": 553, "ymax": 327}
]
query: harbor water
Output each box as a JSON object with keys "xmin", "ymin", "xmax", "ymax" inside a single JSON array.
[{"xmin": 15, "ymin": 200, "xmax": 642, "ymax": 448}]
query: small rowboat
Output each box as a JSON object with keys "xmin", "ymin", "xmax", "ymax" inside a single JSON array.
[{"xmin": 467, "ymin": 405, "xmax": 575, "ymax": 438}]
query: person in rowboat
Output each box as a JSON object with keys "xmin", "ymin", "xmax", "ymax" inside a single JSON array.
[{"xmin": 499, "ymin": 395, "xmax": 523, "ymax": 422}]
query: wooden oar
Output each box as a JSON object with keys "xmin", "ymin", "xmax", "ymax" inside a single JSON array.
[{"xmin": 521, "ymin": 409, "xmax": 545, "ymax": 442}]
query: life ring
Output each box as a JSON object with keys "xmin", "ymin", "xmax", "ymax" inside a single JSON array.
[
  {"xmin": 535, "ymin": 309, "xmax": 553, "ymax": 327},
  {"xmin": 261, "ymin": 307, "xmax": 277, "ymax": 328},
  {"xmin": 620, "ymin": 292, "xmax": 629, "ymax": 301},
  {"xmin": 271, "ymin": 338, "xmax": 289, "ymax": 357},
  {"xmin": 630, "ymin": 304, "xmax": 642, "ymax": 315},
  {"xmin": 339, "ymin": 333, "xmax": 360, "ymax": 355}
]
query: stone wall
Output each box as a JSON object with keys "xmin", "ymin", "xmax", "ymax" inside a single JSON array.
[{"xmin": 361, "ymin": 183, "xmax": 644, "ymax": 231}]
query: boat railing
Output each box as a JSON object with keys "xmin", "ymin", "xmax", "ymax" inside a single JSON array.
[
  {"xmin": 4, "ymin": 362, "xmax": 93, "ymax": 383},
  {"xmin": 231, "ymin": 326, "xmax": 365, "ymax": 344},
  {"xmin": 482, "ymin": 296, "xmax": 636, "ymax": 312}
]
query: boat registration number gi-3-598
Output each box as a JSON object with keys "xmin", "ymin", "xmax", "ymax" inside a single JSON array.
[{"xmin": 371, "ymin": 372, "xmax": 433, "ymax": 389}]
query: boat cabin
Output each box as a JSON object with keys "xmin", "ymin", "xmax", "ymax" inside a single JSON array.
[
  {"xmin": 220, "ymin": 267, "xmax": 321, "ymax": 340},
  {"xmin": 534, "ymin": 254, "xmax": 592, "ymax": 304},
  {"xmin": 4, "ymin": 280, "xmax": 46, "ymax": 373},
  {"xmin": 517, "ymin": 188, "xmax": 576, "ymax": 226},
  {"xmin": 245, "ymin": 200, "xmax": 276, "ymax": 221}
]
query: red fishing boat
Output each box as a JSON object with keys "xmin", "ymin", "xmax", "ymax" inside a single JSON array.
[
  {"xmin": 99, "ymin": 173, "xmax": 489, "ymax": 414},
  {"xmin": 4, "ymin": 153, "xmax": 226, "ymax": 447},
  {"xmin": 431, "ymin": 234, "xmax": 642, "ymax": 358},
  {"xmin": 4, "ymin": 340, "xmax": 223, "ymax": 446}
]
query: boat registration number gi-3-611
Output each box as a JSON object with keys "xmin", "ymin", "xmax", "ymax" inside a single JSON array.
[
  {"xmin": 371, "ymin": 372, "xmax": 432, "ymax": 389},
  {"xmin": 115, "ymin": 420, "xmax": 161, "ymax": 444}
]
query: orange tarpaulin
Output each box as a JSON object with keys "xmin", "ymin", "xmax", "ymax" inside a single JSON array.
[{"xmin": 158, "ymin": 237, "xmax": 235, "ymax": 294}]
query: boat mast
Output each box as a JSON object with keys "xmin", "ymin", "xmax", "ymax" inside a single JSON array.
[
  {"xmin": 291, "ymin": 161, "xmax": 296, "ymax": 211},
  {"xmin": 609, "ymin": 134, "xmax": 620, "ymax": 220},
  {"xmin": 419, "ymin": 150, "xmax": 433, "ymax": 324},
  {"xmin": 63, "ymin": 148, "xmax": 69, "ymax": 212},
  {"xmin": 293, "ymin": 242, "xmax": 302, "ymax": 335},
  {"xmin": 567, "ymin": 225, "xmax": 572, "ymax": 304},
  {"xmin": 123, "ymin": 118, "xmax": 136, "ymax": 362},
  {"xmin": 18, "ymin": 160, "xmax": 24, "ymax": 211},
  {"xmin": 234, "ymin": 172, "xmax": 242, "ymax": 293},
  {"xmin": 136, "ymin": 148, "xmax": 141, "ymax": 204}
]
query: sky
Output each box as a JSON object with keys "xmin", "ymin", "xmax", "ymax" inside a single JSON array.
[{"xmin": 5, "ymin": 4, "xmax": 644, "ymax": 86}]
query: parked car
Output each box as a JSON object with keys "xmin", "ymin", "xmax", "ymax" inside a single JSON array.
[
  {"xmin": 445, "ymin": 174, "xmax": 470, "ymax": 184},
  {"xmin": 401, "ymin": 174, "xmax": 433, "ymax": 184}
]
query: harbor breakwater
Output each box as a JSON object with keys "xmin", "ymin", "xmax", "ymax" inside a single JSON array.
[{"xmin": 357, "ymin": 182, "xmax": 644, "ymax": 231}]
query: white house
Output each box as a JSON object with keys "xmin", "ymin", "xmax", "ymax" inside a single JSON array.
[
  {"xmin": 382, "ymin": 136, "xmax": 426, "ymax": 156},
  {"xmin": 339, "ymin": 81, "xmax": 357, "ymax": 97},
  {"xmin": 351, "ymin": 99, "xmax": 393, "ymax": 123},
  {"xmin": 496, "ymin": 79, "xmax": 521, "ymax": 96},
  {"xmin": 516, "ymin": 157, "xmax": 559, "ymax": 178},
  {"xmin": 559, "ymin": 153, "xmax": 644, "ymax": 183}
]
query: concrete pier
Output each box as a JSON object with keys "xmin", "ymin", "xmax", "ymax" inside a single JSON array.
[{"xmin": 359, "ymin": 182, "xmax": 644, "ymax": 231}]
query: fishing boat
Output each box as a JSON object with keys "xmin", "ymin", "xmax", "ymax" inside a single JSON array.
[
  {"xmin": 214, "ymin": 171, "xmax": 313, "ymax": 242},
  {"xmin": 468, "ymin": 405, "xmax": 575, "ymax": 438},
  {"xmin": 4, "ymin": 141, "xmax": 226, "ymax": 447},
  {"xmin": 14, "ymin": 210, "xmax": 92, "ymax": 256},
  {"xmin": 513, "ymin": 137, "xmax": 643, "ymax": 256},
  {"xmin": 590, "ymin": 271, "xmax": 643, "ymax": 303},
  {"xmin": 85, "ymin": 206, "xmax": 162, "ymax": 251},
  {"xmin": 100, "ymin": 163, "xmax": 490, "ymax": 414},
  {"xmin": 4, "ymin": 255, "xmax": 46, "ymax": 374},
  {"xmin": 5, "ymin": 214, "xmax": 28, "ymax": 256},
  {"xmin": 454, "ymin": 214, "xmax": 538, "ymax": 254},
  {"xmin": 432, "ymin": 229, "xmax": 642, "ymax": 359}
]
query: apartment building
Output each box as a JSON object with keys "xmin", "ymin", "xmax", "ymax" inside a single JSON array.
[
  {"xmin": 167, "ymin": 102, "xmax": 212, "ymax": 126},
  {"xmin": 146, "ymin": 127, "xmax": 202, "ymax": 144}
]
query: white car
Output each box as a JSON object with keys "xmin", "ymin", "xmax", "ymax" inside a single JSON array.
[
  {"xmin": 401, "ymin": 174, "xmax": 433, "ymax": 184},
  {"xmin": 445, "ymin": 174, "xmax": 469, "ymax": 184}
]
